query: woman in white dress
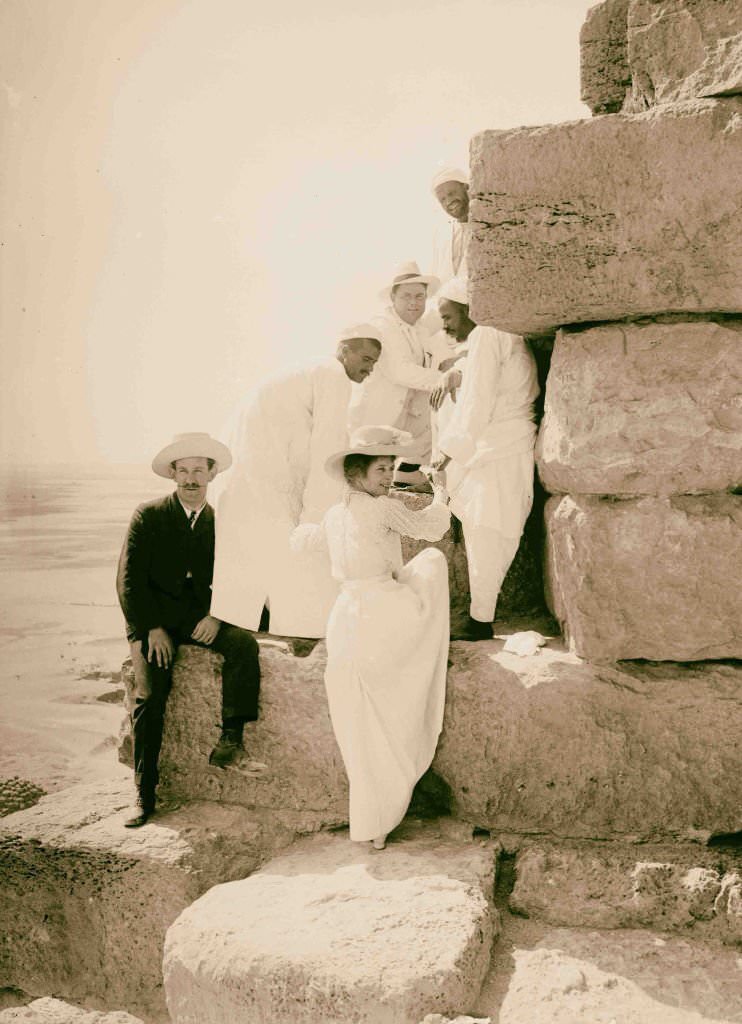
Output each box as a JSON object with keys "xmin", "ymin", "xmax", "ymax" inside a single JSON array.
[{"xmin": 292, "ymin": 425, "xmax": 451, "ymax": 849}]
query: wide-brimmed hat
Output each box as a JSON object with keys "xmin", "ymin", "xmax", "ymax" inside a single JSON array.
[
  {"xmin": 151, "ymin": 432, "xmax": 232, "ymax": 478},
  {"xmin": 379, "ymin": 261, "xmax": 440, "ymax": 303},
  {"xmin": 325, "ymin": 425, "xmax": 414, "ymax": 482},
  {"xmin": 437, "ymin": 276, "xmax": 469, "ymax": 306},
  {"xmin": 431, "ymin": 165, "xmax": 469, "ymax": 194},
  {"xmin": 338, "ymin": 323, "xmax": 383, "ymax": 346}
]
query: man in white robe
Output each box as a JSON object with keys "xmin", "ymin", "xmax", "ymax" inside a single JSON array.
[
  {"xmin": 349, "ymin": 261, "xmax": 459, "ymax": 488},
  {"xmin": 432, "ymin": 282, "xmax": 540, "ymax": 641},
  {"xmin": 211, "ymin": 327, "xmax": 381, "ymax": 638},
  {"xmin": 423, "ymin": 165, "xmax": 471, "ymax": 332}
]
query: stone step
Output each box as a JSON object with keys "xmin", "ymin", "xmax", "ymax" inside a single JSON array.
[
  {"xmin": 163, "ymin": 821, "xmax": 499, "ymax": 1024},
  {"xmin": 0, "ymin": 998, "xmax": 143, "ymax": 1023},
  {"xmin": 0, "ymin": 780, "xmax": 300, "ymax": 1022},
  {"xmin": 119, "ymin": 639, "xmax": 742, "ymax": 843},
  {"xmin": 509, "ymin": 839, "xmax": 742, "ymax": 946}
]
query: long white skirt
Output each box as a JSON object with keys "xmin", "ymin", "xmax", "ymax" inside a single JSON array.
[{"xmin": 324, "ymin": 547, "xmax": 450, "ymax": 842}]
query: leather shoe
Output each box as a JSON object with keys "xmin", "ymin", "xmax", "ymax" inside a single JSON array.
[
  {"xmin": 124, "ymin": 801, "xmax": 154, "ymax": 828},
  {"xmin": 209, "ymin": 730, "xmax": 243, "ymax": 768},
  {"xmin": 451, "ymin": 617, "xmax": 494, "ymax": 642}
]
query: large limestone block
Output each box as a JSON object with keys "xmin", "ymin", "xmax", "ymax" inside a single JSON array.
[
  {"xmin": 0, "ymin": 1000, "xmax": 143, "ymax": 1023},
  {"xmin": 434, "ymin": 646, "xmax": 742, "ymax": 841},
  {"xmin": 545, "ymin": 493, "xmax": 742, "ymax": 660},
  {"xmin": 510, "ymin": 841, "xmax": 742, "ymax": 944},
  {"xmin": 580, "ymin": 0, "xmax": 631, "ymax": 114},
  {"xmin": 163, "ymin": 824, "xmax": 497, "ymax": 1024},
  {"xmin": 537, "ymin": 320, "xmax": 742, "ymax": 496},
  {"xmin": 469, "ymin": 98, "xmax": 742, "ymax": 336},
  {"xmin": 625, "ymin": 0, "xmax": 742, "ymax": 110},
  {"xmin": 120, "ymin": 640, "xmax": 742, "ymax": 841},
  {"xmin": 498, "ymin": 930, "xmax": 742, "ymax": 1023},
  {"xmin": 0, "ymin": 780, "xmax": 297, "ymax": 1022}
]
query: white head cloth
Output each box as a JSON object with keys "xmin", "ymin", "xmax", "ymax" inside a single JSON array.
[
  {"xmin": 431, "ymin": 165, "xmax": 469, "ymax": 193},
  {"xmin": 339, "ymin": 323, "xmax": 383, "ymax": 346},
  {"xmin": 437, "ymin": 276, "xmax": 469, "ymax": 306}
]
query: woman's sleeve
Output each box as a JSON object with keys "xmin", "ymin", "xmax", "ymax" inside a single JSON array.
[
  {"xmin": 289, "ymin": 522, "xmax": 327, "ymax": 554},
  {"xmin": 380, "ymin": 496, "xmax": 451, "ymax": 542}
]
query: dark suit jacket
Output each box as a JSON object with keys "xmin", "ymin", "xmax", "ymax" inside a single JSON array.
[{"xmin": 116, "ymin": 492, "xmax": 215, "ymax": 641}]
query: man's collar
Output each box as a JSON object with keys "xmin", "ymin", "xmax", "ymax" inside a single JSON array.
[{"xmin": 177, "ymin": 496, "xmax": 207, "ymax": 518}]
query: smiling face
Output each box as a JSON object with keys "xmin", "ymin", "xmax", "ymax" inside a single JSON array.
[
  {"xmin": 359, "ymin": 456, "xmax": 395, "ymax": 497},
  {"xmin": 434, "ymin": 180, "xmax": 469, "ymax": 222},
  {"xmin": 391, "ymin": 282, "xmax": 427, "ymax": 325},
  {"xmin": 169, "ymin": 456, "xmax": 217, "ymax": 508}
]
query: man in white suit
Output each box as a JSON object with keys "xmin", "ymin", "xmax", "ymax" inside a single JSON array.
[{"xmin": 211, "ymin": 327, "xmax": 381, "ymax": 638}]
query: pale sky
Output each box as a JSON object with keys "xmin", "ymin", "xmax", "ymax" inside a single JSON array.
[{"xmin": 1, "ymin": 0, "xmax": 594, "ymax": 465}]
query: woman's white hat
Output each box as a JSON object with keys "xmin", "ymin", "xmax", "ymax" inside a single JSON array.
[
  {"xmin": 379, "ymin": 261, "xmax": 440, "ymax": 303},
  {"xmin": 431, "ymin": 165, "xmax": 469, "ymax": 193},
  {"xmin": 151, "ymin": 432, "xmax": 232, "ymax": 478},
  {"xmin": 437, "ymin": 276, "xmax": 469, "ymax": 306},
  {"xmin": 325, "ymin": 426, "xmax": 414, "ymax": 482}
]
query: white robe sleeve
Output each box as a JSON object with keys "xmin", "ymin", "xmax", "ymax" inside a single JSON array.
[
  {"xmin": 379, "ymin": 496, "xmax": 451, "ymax": 542},
  {"xmin": 290, "ymin": 521, "xmax": 327, "ymax": 554},
  {"xmin": 439, "ymin": 328, "xmax": 508, "ymax": 468}
]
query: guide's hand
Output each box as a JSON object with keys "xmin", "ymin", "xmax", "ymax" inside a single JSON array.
[
  {"xmin": 147, "ymin": 627, "xmax": 174, "ymax": 669},
  {"xmin": 191, "ymin": 615, "xmax": 221, "ymax": 646}
]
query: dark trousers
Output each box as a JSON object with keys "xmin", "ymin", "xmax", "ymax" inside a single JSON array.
[{"xmin": 129, "ymin": 623, "xmax": 260, "ymax": 799}]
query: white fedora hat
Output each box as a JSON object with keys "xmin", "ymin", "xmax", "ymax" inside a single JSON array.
[
  {"xmin": 379, "ymin": 261, "xmax": 440, "ymax": 303},
  {"xmin": 325, "ymin": 425, "xmax": 414, "ymax": 482},
  {"xmin": 151, "ymin": 432, "xmax": 232, "ymax": 478}
]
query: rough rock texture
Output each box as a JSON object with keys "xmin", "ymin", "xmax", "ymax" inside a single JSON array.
[
  {"xmin": 625, "ymin": 0, "xmax": 742, "ymax": 110},
  {"xmin": 537, "ymin": 319, "xmax": 742, "ymax": 497},
  {"xmin": 545, "ymin": 492, "xmax": 742, "ymax": 660},
  {"xmin": 119, "ymin": 641, "xmax": 742, "ymax": 842},
  {"xmin": 0, "ymin": 780, "xmax": 299, "ymax": 1022},
  {"xmin": 0, "ymin": 999, "xmax": 143, "ymax": 1023},
  {"xmin": 581, "ymin": 0, "xmax": 742, "ymax": 114},
  {"xmin": 420, "ymin": 1017, "xmax": 491, "ymax": 1024},
  {"xmin": 498, "ymin": 928, "xmax": 742, "ymax": 1023},
  {"xmin": 164, "ymin": 823, "xmax": 497, "ymax": 1024},
  {"xmin": 580, "ymin": 0, "xmax": 631, "ymax": 113},
  {"xmin": 510, "ymin": 841, "xmax": 742, "ymax": 944},
  {"xmin": 469, "ymin": 98, "xmax": 742, "ymax": 336}
]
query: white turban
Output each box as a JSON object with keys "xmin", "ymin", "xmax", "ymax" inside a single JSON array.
[
  {"xmin": 339, "ymin": 323, "xmax": 383, "ymax": 345},
  {"xmin": 437, "ymin": 276, "xmax": 469, "ymax": 306},
  {"xmin": 431, "ymin": 165, "xmax": 469, "ymax": 193}
]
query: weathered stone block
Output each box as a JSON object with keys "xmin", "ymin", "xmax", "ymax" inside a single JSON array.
[
  {"xmin": 545, "ymin": 493, "xmax": 742, "ymax": 660},
  {"xmin": 0, "ymin": 999, "xmax": 143, "ymax": 1023},
  {"xmin": 580, "ymin": 0, "xmax": 631, "ymax": 114},
  {"xmin": 509, "ymin": 841, "xmax": 742, "ymax": 944},
  {"xmin": 120, "ymin": 640, "xmax": 742, "ymax": 842},
  {"xmin": 625, "ymin": 0, "xmax": 742, "ymax": 110},
  {"xmin": 497, "ymin": 930, "xmax": 742, "ymax": 1023},
  {"xmin": 537, "ymin": 320, "xmax": 742, "ymax": 496},
  {"xmin": 0, "ymin": 781, "xmax": 298, "ymax": 1022},
  {"xmin": 469, "ymin": 98, "xmax": 742, "ymax": 336},
  {"xmin": 163, "ymin": 824, "xmax": 497, "ymax": 1024}
]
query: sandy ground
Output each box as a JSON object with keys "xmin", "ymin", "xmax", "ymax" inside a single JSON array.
[{"xmin": 0, "ymin": 464, "xmax": 170, "ymax": 794}]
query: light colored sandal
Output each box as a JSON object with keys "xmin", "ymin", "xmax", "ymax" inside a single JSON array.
[{"xmin": 372, "ymin": 836, "xmax": 387, "ymax": 850}]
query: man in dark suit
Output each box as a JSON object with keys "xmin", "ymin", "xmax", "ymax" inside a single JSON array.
[{"xmin": 117, "ymin": 432, "xmax": 261, "ymax": 828}]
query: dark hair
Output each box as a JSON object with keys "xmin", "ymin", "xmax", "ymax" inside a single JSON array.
[
  {"xmin": 343, "ymin": 453, "xmax": 394, "ymax": 484},
  {"xmin": 170, "ymin": 458, "xmax": 216, "ymax": 471}
]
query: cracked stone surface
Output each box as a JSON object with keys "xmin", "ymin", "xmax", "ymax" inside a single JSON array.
[{"xmin": 0, "ymin": 999, "xmax": 143, "ymax": 1023}]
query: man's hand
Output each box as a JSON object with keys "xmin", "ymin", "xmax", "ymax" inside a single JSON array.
[
  {"xmin": 191, "ymin": 615, "xmax": 221, "ymax": 646},
  {"xmin": 147, "ymin": 627, "xmax": 174, "ymax": 669},
  {"xmin": 438, "ymin": 353, "xmax": 465, "ymax": 373},
  {"xmin": 430, "ymin": 368, "xmax": 462, "ymax": 410}
]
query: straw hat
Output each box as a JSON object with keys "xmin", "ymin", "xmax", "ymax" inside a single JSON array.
[
  {"xmin": 151, "ymin": 432, "xmax": 232, "ymax": 478},
  {"xmin": 379, "ymin": 261, "xmax": 440, "ymax": 303},
  {"xmin": 324, "ymin": 426, "xmax": 414, "ymax": 482}
]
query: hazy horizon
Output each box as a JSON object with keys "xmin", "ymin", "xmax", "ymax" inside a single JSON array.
[{"xmin": 2, "ymin": 0, "xmax": 594, "ymax": 466}]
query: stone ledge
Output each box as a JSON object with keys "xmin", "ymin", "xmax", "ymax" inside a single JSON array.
[
  {"xmin": 120, "ymin": 638, "xmax": 742, "ymax": 843},
  {"xmin": 0, "ymin": 999, "xmax": 143, "ymax": 1023},
  {"xmin": 163, "ymin": 823, "xmax": 498, "ymax": 1024},
  {"xmin": 0, "ymin": 780, "xmax": 299, "ymax": 1022},
  {"xmin": 509, "ymin": 840, "xmax": 742, "ymax": 946}
]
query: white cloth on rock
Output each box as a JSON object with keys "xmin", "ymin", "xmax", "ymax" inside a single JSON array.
[
  {"xmin": 211, "ymin": 358, "xmax": 351, "ymax": 638},
  {"xmin": 349, "ymin": 308, "xmax": 441, "ymax": 463},
  {"xmin": 293, "ymin": 492, "xmax": 451, "ymax": 841},
  {"xmin": 439, "ymin": 326, "xmax": 539, "ymax": 619}
]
